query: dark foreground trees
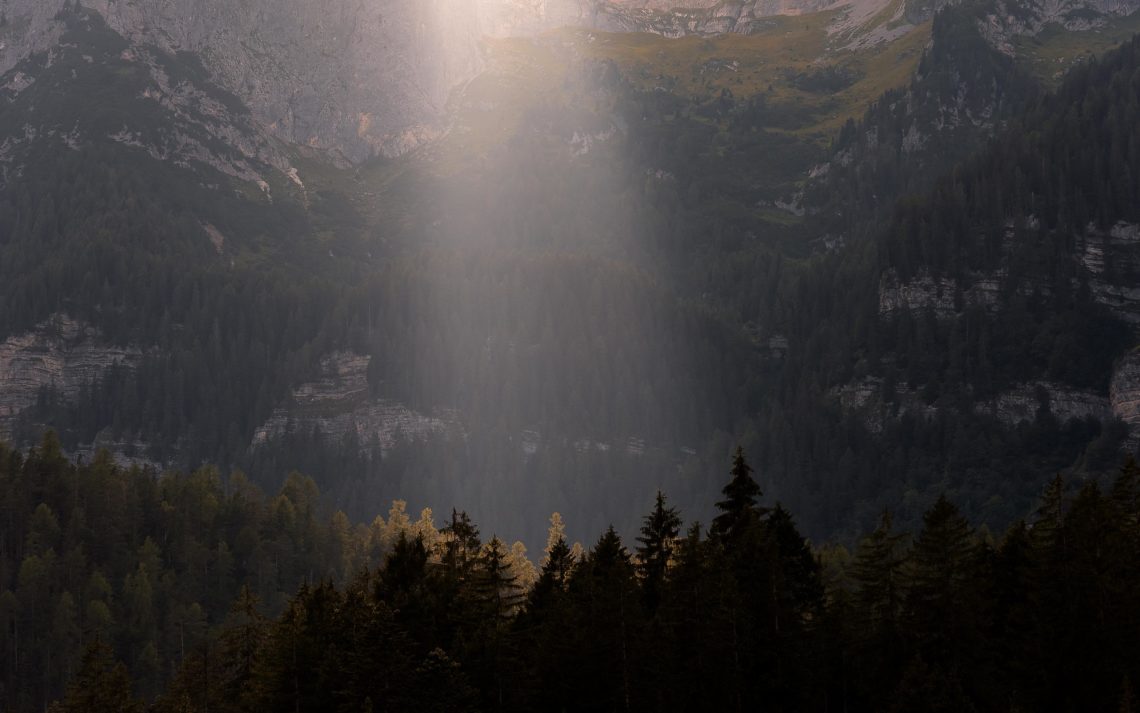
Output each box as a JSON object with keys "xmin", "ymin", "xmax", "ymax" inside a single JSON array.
[{"xmin": 2, "ymin": 435, "xmax": 1139, "ymax": 712}]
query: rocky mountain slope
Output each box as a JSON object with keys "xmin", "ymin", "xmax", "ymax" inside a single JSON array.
[
  {"xmin": 755, "ymin": 13, "xmax": 1140, "ymax": 536},
  {"xmin": 2, "ymin": 0, "xmax": 1140, "ymax": 545},
  {"xmin": 2, "ymin": 0, "xmax": 1134, "ymax": 162},
  {"xmin": 0, "ymin": 0, "xmax": 485, "ymax": 161}
]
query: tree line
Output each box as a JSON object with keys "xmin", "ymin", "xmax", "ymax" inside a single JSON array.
[{"xmin": 3, "ymin": 435, "xmax": 1137, "ymax": 711}]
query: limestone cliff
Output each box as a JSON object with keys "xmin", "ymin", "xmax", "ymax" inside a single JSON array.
[
  {"xmin": 0, "ymin": 0, "xmax": 941, "ymax": 163},
  {"xmin": 879, "ymin": 222, "xmax": 1140, "ymax": 326},
  {"xmin": 252, "ymin": 352, "xmax": 464, "ymax": 454},
  {"xmin": 1110, "ymin": 350, "xmax": 1140, "ymax": 434},
  {"xmin": 0, "ymin": 0, "xmax": 486, "ymax": 162},
  {"xmin": 3, "ymin": 0, "xmax": 1137, "ymax": 163},
  {"xmin": 834, "ymin": 375, "xmax": 1113, "ymax": 433},
  {"xmin": 0, "ymin": 315, "xmax": 141, "ymax": 440}
]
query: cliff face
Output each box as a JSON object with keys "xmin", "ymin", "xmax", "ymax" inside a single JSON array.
[
  {"xmin": 879, "ymin": 222, "xmax": 1140, "ymax": 326},
  {"xmin": 0, "ymin": 315, "xmax": 141, "ymax": 441},
  {"xmin": 4, "ymin": 0, "xmax": 1137, "ymax": 163},
  {"xmin": 0, "ymin": 0, "xmax": 485, "ymax": 162},
  {"xmin": 978, "ymin": 0, "xmax": 1140, "ymax": 53},
  {"xmin": 834, "ymin": 374, "xmax": 1123, "ymax": 434},
  {"xmin": 1110, "ymin": 350, "xmax": 1140, "ymax": 434},
  {"xmin": 253, "ymin": 352, "xmax": 464, "ymax": 454},
  {"xmin": 0, "ymin": 0, "xmax": 929, "ymax": 163}
]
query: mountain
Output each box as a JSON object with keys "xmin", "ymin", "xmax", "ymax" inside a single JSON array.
[
  {"xmin": 0, "ymin": 0, "xmax": 485, "ymax": 161},
  {"xmin": 3, "ymin": 0, "xmax": 1131, "ymax": 162},
  {"xmin": 1, "ymin": 0, "xmax": 1139, "ymax": 548},
  {"xmin": 4, "ymin": 1, "xmax": 1140, "ymax": 709}
]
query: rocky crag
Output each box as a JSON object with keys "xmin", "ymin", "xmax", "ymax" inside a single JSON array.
[
  {"xmin": 878, "ymin": 222, "xmax": 1140, "ymax": 326},
  {"xmin": 0, "ymin": 0, "xmax": 486, "ymax": 162},
  {"xmin": 252, "ymin": 352, "xmax": 464, "ymax": 455},
  {"xmin": 0, "ymin": 0, "xmax": 953, "ymax": 164},
  {"xmin": 0, "ymin": 315, "xmax": 141, "ymax": 441}
]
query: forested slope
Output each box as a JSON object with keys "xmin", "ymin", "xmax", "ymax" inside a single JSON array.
[
  {"xmin": 3, "ymin": 2, "xmax": 1140, "ymax": 548},
  {"xmin": 751, "ymin": 27, "xmax": 1140, "ymax": 538}
]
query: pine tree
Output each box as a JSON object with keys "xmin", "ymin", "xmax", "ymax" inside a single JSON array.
[
  {"xmin": 57, "ymin": 639, "xmax": 142, "ymax": 713},
  {"xmin": 469, "ymin": 537, "xmax": 525, "ymax": 711},
  {"xmin": 905, "ymin": 496, "xmax": 985, "ymax": 679},
  {"xmin": 636, "ymin": 491, "xmax": 682, "ymax": 615},
  {"xmin": 991, "ymin": 520, "xmax": 1037, "ymax": 707},
  {"xmin": 569, "ymin": 526, "xmax": 642, "ymax": 712},
  {"xmin": 851, "ymin": 510, "xmax": 908, "ymax": 638},
  {"xmin": 440, "ymin": 509, "xmax": 481, "ymax": 582},
  {"xmin": 531, "ymin": 534, "xmax": 575, "ymax": 610},
  {"xmin": 1121, "ymin": 677, "xmax": 1136, "ymax": 713},
  {"xmin": 541, "ymin": 513, "xmax": 568, "ymax": 569},
  {"xmin": 1031, "ymin": 474, "xmax": 1067, "ymax": 556},
  {"xmin": 712, "ymin": 447, "xmax": 767, "ymax": 542},
  {"xmin": 381, "ymin": 530, "xmax": 429, "ymax": 596},
  {"xmin": 765, "ymin": 504, "xmax": 823, "ymax": 633},
  {"xmin": 477, "ymin": 537, "xmax": 526, "ymax": 624},
  {"xmin": 218, "ymin": 584, "xmax": 266, "ymax": 707},
  {"xmin": 1110, "ymin": 458, "xmax": 1140, "ymax": 539},
  {"xmin": 520, "ymin": 531, "xmax": 578, "ymax": 711}
]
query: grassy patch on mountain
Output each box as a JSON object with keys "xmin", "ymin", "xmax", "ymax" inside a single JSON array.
[
  {"xmin": 565, "ymin": 16, "xmax": 931, "ymax": 141},
  {"xmin": 1012, "ymin": 10, "xmax": 1140, "ymax": 85}
]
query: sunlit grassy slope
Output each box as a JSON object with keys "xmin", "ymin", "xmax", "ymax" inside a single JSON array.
[
  {"xmin": 298, "ymin": 9, "xmax": 933, "ymax": 243},
  {"xmin": 296, "ymin": 5, "xmax": 1140, "ymax": 251},
  {"xmin": 569, "ymin": 14, "xmax": 931, "ymax": 138},
  {"xmin": 464, "ymin": 13, "xmax": 932, "ymax": 145}
]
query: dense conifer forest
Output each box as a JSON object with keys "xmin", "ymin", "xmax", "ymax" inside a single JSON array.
[
  {"xmin": 747, "ymin": 29, "xmax": 1140, "ymax": 537},
  {"xmin": 1, "ymin": 434, "xmax": 1137, "ymax": 712}
]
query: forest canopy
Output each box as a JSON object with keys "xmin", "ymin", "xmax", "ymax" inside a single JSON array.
[{"xmin": 1, "ymin": 434, "xmax": 1137, "ymax": 712}]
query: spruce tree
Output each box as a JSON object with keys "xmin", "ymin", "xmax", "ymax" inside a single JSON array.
[
  {"xmin": 851, "ymin": 510, "xmax": 908, "ymax": 638},
  {"xmin": 766, "ymin": 504, "xmax": 823, "ymax": 632},
  {"xmin": 478, "ymin": 537, "xmax": 525, "ymax": 624},
  {"xmin": 905, "ymin": 496, "xmax": 984, "ymax": 681},
  {"xmin": 57, "ymin": 639, "xmax": 141, "ymax": 713},
  {"xmin": 530, "ymin": 535, "xmax": 574, "ymax": 611},
  {"xmin": 636, "ymin": 490, "xmax": 682, "ymax": 615},
  {"xmin": 441, "ymin": 509, "xmax": 481, "ymax": 582},
  {"xmin": 570, "ymin": 527, "xmax": 641, "ymax": 712},
  {"xmin": 218, "ymin": 584, "xmax": 266, "ymax": 706},
  {"xmin": 712, "ymin": 447, "xmax": 766, "ymax": 541}
]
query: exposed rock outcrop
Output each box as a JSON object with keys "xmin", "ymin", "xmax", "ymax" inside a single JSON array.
[
  {"xmin": 978, "ymin": 0, "xmax": 1140, "ymax": 55},
  {"xmin": 252, "ymin": 352, "xmax": 464, "ymax": 453},
  {"xmin": 879, "ymin": 221, "xmax": 1140, "ymax": 324},
  {"xmin": 0, "ymin": 0, "xmax": 486, "ymax": 162},
  {"xmin": 0, "ymin": 0, "xmax": 963, "ymax": 165},
  {"xmin": 977, "ymin": 382, "xmax": 1109, "ymax": 425},
  {"xmin": 0, "ymin": 315, "xmax": 141, "ymax": 439},
  {"xmin": 878, "ymin": 268, "xmax": 1003, "ymax": 317},
  {"xmin": 4, "ymin": 0, "xmax": 1138, "ymax": 163},
  {"xmin": 1077, "ymin": 221, "xmax": 1140, "ymax": 325},
  {"xmin": 1110, "ymin": 349, "xmax": 1140, "ymax": 431},
  {"xmin": 835, "ymin": 375, "xmax": 1112, "ymax": 432},
  {"xmin": 833, "ymin": 376, "xmax": 937, "ymax": 433},
  {"xmin": 0, "ymin": 9, "xmax": 310, "ymax": 196}
]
